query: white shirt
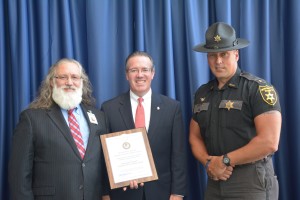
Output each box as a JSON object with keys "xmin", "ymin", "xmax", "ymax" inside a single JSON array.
[{"xmin": 130, "ymin": 89, "xmax": 152, "ymax": 131}]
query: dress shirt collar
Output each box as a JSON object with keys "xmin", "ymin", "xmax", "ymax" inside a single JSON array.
[{"xmin": 129, "ymin": 89, "xmax": 152, "ymax": 102}]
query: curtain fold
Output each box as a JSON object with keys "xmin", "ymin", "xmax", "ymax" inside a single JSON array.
[{"xmin": 1, "ymin": 0, "xmax": 299, "ymax": 199}]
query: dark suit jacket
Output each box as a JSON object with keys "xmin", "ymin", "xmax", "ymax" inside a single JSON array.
[
  {"xmin": 101, "ymin": 91, "xmax": 187, "ymax": 200},
  {"xmin": 8, "ymin": 103, "xmax": 108, "ymax": 200}
]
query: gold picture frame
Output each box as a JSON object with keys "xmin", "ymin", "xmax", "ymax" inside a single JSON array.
[{"xmin": 100, "ymin": 128, "xmax": 158, "ymax": 189}]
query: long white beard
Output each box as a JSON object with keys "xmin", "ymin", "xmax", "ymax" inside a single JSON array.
[{"xmin": 52, "ymin": 84, "xmax": 83, "ymax": 110}]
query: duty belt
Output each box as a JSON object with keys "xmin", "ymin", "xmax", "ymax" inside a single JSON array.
[{"xmin": 235, "ymin": 155, "xmax": 273, "ymax": 167}]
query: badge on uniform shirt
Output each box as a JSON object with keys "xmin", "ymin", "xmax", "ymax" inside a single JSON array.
[
  {"xmin": 259, "ymin": 85, "xmax": 277, "ymax": 105},
  {"xmin": 225, "ymin": 100, "xmax": 234, "ymax": 111},
  {"xmin": 87, "ymin": 110, "xmax": 98, "ymax": 124},
  {"xmin": 219, "ymin": 100, "xmax": 243, "ymax": 111}
]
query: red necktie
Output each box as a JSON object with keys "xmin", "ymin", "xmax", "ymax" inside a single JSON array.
[
  {"xmin": 68, "ymin": 109, "xmax": 85, "ymax": 159},
  {"xmin": 135, "ymin": 97, "xmax": 145, "ymax": 128}
]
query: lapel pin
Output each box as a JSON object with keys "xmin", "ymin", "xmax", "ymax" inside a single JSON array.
[
  {"xmin": 157, "ymin": 107, "xmax": 160, "ymax": 110},
  {"xmin": 87, "ymin": 110, "xmax": 98, "ymax": 124}
]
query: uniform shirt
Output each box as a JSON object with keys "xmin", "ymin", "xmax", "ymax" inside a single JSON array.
[{"xmin": 192, "ymin": 68, "xmax": 281, "ymax": 156}]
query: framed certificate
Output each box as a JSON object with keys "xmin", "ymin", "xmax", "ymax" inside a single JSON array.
[{"xmin": 100, "ymin": 128, "xmax": 158, "ymax": 189}]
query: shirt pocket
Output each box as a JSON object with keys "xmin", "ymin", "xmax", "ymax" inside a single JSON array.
[
  {"xmin": 219, "ymin": 100, "xmax": 243, "ymax": 128},
  {"xmin": 194, "ymin": 102, "xmax": 210, "ymax": 130}
]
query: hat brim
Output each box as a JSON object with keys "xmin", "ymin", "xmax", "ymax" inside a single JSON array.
[{"xmin": 193, "ymin": 38, "xmax": 249, "ymax": 53}]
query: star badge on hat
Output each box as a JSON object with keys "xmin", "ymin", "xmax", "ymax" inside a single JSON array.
[
  {"xmin": 214, "ymin": 35, "xmax": 221, "ymax": 42},
  {"xmin": 193, "ymin": 22, "xmax": 249, "ymax": 53}
]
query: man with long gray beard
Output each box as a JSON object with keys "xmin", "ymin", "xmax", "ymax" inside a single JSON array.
[{"xmin": 8, "ymin": 58, "xmax": 110, "ymax": 200}]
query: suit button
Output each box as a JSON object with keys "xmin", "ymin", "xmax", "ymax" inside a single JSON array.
[
  {"xmin": 82, "ymin": 163, "xmax": 85, "ymax": 167},
  {"xmin": 79, "ymin": 185, "xmax": 83, "ymax": 190}
]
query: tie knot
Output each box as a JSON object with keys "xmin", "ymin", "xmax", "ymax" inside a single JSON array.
[
  {"xmin": 68, "ymin": 109, "xmax": 74, "ymax": 115},
  {"xmin": 138, "ymin": 97, "xmax": 144, "ymax": 104}
]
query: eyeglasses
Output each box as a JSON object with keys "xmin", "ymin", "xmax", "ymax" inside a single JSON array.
[
  {"xmin": 127, "ymin": 68, "xmax": 152, "ymax": 74},
  {"xmin": 54, "ymin": 75, "xmax": 82, "ymax": 82}
]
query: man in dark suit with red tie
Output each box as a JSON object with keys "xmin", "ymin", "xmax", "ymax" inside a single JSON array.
[
  {"xmin": 9, "ymin": 58, "xmax": 110, "ymax": 200},
  {"xmin": 101, "ymin": 51, "xmax": 187, "ymax": 200}
]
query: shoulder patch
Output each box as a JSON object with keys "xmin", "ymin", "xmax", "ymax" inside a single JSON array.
[
  {"xmin": 259, "ymin": 85, "xmax": 278, "ymax": 105},
  {"xmin": 240, "ymin": 72, "xmax": 266, "ymax": 85}
]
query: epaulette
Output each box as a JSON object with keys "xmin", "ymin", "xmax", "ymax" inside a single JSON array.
[
  {"xmin": 240, "ymin": 72, "xmax": 267, "ymax": 85},
  {"xmin": 240, "ymin": 72, "xmax": 278, "ymax": 106}
]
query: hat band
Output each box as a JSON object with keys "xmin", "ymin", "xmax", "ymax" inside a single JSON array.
[{"xmin": 205, "ymin": 39, "xmax": 238, "ymax": 50}]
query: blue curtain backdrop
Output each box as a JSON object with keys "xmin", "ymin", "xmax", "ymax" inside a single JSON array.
[{"xmin": 1, "ymin": 0, "xmax": 299, "ymax": 199}]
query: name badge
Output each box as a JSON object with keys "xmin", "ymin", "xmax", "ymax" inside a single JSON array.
[{"xmin": 87, "ymin": 111, "xmax": 98, "ymax": 124}]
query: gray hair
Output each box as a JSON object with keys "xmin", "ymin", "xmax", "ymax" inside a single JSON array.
[{"xmin": 29, "ymin": 58, "xmax": 95, "ymax": 109}]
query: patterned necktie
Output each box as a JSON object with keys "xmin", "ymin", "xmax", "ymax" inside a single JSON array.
[
  {"xmin": 68, "ymin": 109, "xmax": 85, "ymax": 159},
  {"xmin": 135, "ymin": 97, "xmax": 145, "ymax": 128}
]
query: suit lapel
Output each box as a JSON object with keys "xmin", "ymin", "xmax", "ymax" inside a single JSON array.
[
  {"xmin": 80, "ymin": 105, "xmax": 98, "ymax": 160},
  {"xmin": 148, "ymin": 93, "xmax": 162, "ymax": 138},
  {"xmin": 117, "ymin": 92, "xmax": 163, "ymax": 134},
  {"xmin": 47, "ymin": 104, "xmax": 82, "ymax": 159},
  {"xmin": 119, "ymin": 92, "xmax": 135, "ymax": 129}
]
